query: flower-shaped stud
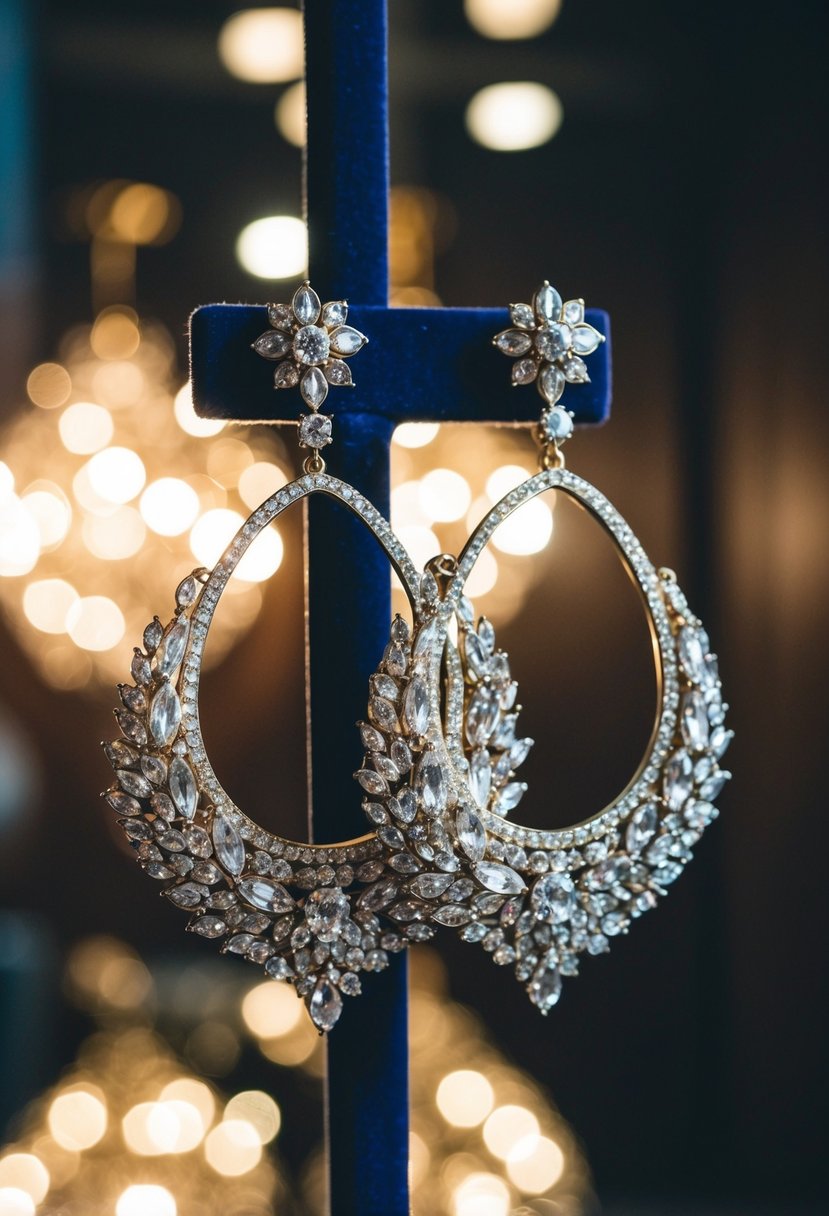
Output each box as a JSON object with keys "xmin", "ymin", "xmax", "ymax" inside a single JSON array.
[
  {"xmin": 493, "ymin": 281, "xmax": 604, "ymax": 446},
  {"xmin": 252, "ymin": 281, "xmax": 368, "ymax": 450}
]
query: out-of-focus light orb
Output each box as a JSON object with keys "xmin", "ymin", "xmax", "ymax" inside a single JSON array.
[
  {"xmin": 26, "ymin": 363, "xmax": 71, "ymax": 410},
  {"xmin": 121, "ymin": 1103, "xmax": 161, "ymax": 1156},
  {"xmin": 0, "ymin": 463, "xmax": 14, "ymax": 499},
  {"xmin": 491, "ymin": 497, "xmax": 553, "ymax": 555},
  {"xmin": 218, "ymin": 8, "xmax": 304, "ymax": 83},
  {"xmin": 465, "ymin": 548, "xmax": 498, "ymax": 597},
  {"xmin": 465, "ymin": 0, "xmax": 562, "ymax": 39},
  {"xmin": 224, "ymin": 1091, "xmax": 281, "ymax": 1145},
  {"xmin": 482, "ymin": 1104, "xmax": 540, "ymax": 1160},
  {"xmin": 418, "ymin": 468, "xmax": 471, "ymax": 523},
  {"xmin": 20, "ymin": 486, "xmax": 71, "ymax": 549},
  {"xmin": 173, "ymin": 384, "xmax": 224, "ymax": 438},
  {"xmin": 238, "ymin": 461, "xmax": 287, "ymax": 510},
  {"xmin": 236, "ymin": 526, "xmax": 284, "ymax": 582},
  {"xmin": 0, "ymin": 1156, "xmax": 49, "ymax": 1205},
  {"xmin": 396, "ymin": 524, "xmax": 441, "ymax": 573},
  {"xmin": 436, "ymin": 1070, "xmax": 495, "ymax": 1127},
  {"xmin": 236, "ymin": 216, "xmax": 308, "ymax": 280},
  {"xmin": 452, "ymin": 1171, "xmax": 511, "ymax": 1216},
  {"xmin": 47, "ymin": 1090, "xmax": 107, "ymax": 1151},
  {"xmin": 140, "ymin": 478, "xmax": 200, "ymax": 536},
  {"xmin": 0, "ymin": 1188, "xmax": 35, "ymax": 1216},
  {"xmin": 147, "ymin": 1100, "xmax": 206, "ymax": 1154},
  {"xmin": 486, "ymin": 464, "xmax": 534, "ymax": 503},
  {"xmin": 391, "ymin": 480, "xmax": 430, "ymax": 527},
  {"xmin": 82, "ymin": 507, "xmax": 146, "ymax": 560},
  {"xmin": 66, "ymin": 596, "xmax": 125, "ymax": 652},
  {"xmin": 466, "ymin": 82, "xmax": 563, "ymax": 151},
  {"xmin": 58, "ymin": 401, "xmax": 114, "ymax": 455},
  {"xmin": 160, "ymin": 1079, "xmax": 216, "ymax": 1134},
  {"xmin": 110, "ymin": 184, "xmax": 178, "ymax": 245},
  {"xmin": 0, "ymin": 498, "xmax": 40, "ymax": 576},
  {"xmin": 116, "ymin": 1184, "xmax": 176, "ymax": 1216},
  {"xmin": 190, "ymin": 508, "xmax": 244, "ymax": 568},
  {"xmin": 505, "ymin": 1133, "xmax": 565, "ymax": 1193},
  {"xmin": 242, "ymin": 981, "xmax": 304, "ymax": 1039},
  {"xmin": 91, "ymin": 361, "xmax": 145, "ymax": 409},
  {"xmin": 90, "ymin": 310, "xmax": 140, "ymax": 361},
  {"xmin": 275, "ymin": 80, "xmax": 306, "ymax": 146},
  {"xmin": 85, "ymin": 447, "xmax": 146, "ymax": 504},
  {"xmin": 22, "ymin": 579, "xmax": 78, "ymax": 634},
  {"xmin": 393, "ymin": 422, "xmax": 441, "ymax": 449},
  {"xmin": 204, "ymin": 1120, "xmax": 262, "ymax": 1177}
]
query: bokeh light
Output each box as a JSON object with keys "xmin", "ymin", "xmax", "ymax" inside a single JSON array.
[
  {"xmin": 393, "ymin": 422, "xmax": 441, "ymax": 449},
  {"xmin": 482, "ymin": 1105, "xmax": 540, "ymax": 1161},
  {"xmin": 436, "ymin": 1071, "xmax": 495, "ymax": 1128},
  {"xmin": 242, "ymin": 981, "xmax": 304, "ymax": 1040},
  {"xmin": 464, "ymin": 0, "xmax": 562, "ymax": 39},
  {"xmin": 140, "ymin": 478, "xmax": 201, "ymax": 536},
  {"xmin": 275, "ymin": 80, "xmax": 306, "ymax": 147},
  {"xmin": 452, "ymin": 1171, "xmax": 511, "ymax": 1216},
  {"xmin": 59, "ymin": 401, "xmax": 114, "ymax": 454},
  {"xmin": 0, "ymin": 1188, "xmax": 35, "ymax": 1216},
  {"xmin": 505, "ymin": 1134, "xmax": 565, "ymax": 1192},
  {"xmin": 218, "ymin": 8, "xmax": 304, "ymax": 83},
  {"xmin": 22, "ymin": 579, "xmax": 78, "ymax": 634},
  {"xmin": 47, "ymin": 1089, "xmax": 108, "ymax": 1152},
  {"xmin": 465, "ymin": 82, "xmax": 563, "ymax": 150},
  {"xmin": 204, "ymin": 1120, "xmax": 262, "ymax": 1177},
  {"xmin": 224, "ymin": 1093, "xmax": 281, "ymax": 1145},
  {"xmin": 419, "ymin": 469, "xmax": 471, "ymax": 523},
  {"xmin": 0, "ymin": 1156, "xmax": 49, "ymax": 1205},
  {"xmin": 236, "ymin": 216, "xmax": 308, "ymax": 279},
  {"xmin": 65, "ymin": 596, "xmax": 125, "ymax": 651},
  {"xmin": 116, "ymin": 1184, "xmax": 176, "ymax": 1216}
]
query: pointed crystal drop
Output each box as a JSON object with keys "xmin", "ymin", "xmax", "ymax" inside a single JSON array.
[
  {"xmin": 495, "ymin": 329, "xmax": 533, "ymax": 356},
  {"xmin": 190, "ymin": 915, "xmax": 227, "ymax": 939},
  {"xmin": 324, "ymin": 358, "xmax": 352, "ymax": 385},
  {"xmin": 131, "ymin": 650, "xmax": 151, "ymax": 686},
  {"xmin": 492, "ymin": 713, "xmax": 517, "ymax": 750},
  {"xmin": 293, "ymin": 282, "xmax": 321, "ymax": 324},
  {"xmin": 538, "ymin": 364, "xmax": 565, "ymax": 404},
  {"xmin": 384, "ymin": 643, "xmax": 407, "ymax": 676},
  {"xmin": 512, "ymin": 357, "xmax": 538, "ymax": 385},
  {"xmin": 463, "ymin": 631, "xmax": 489, "ymax": 678},
  {"xmin": 510, "ymin": 302, "xmax": 535, "ymax": 329},
  {"xmin": 213, "ymin": 812, "xmax": 246, "ymax": 876},
  {"xmin": 391, "ymin": 739, "xmax": 413, "ymax": 773},
  {"xmin": 562, "ymin": 299, "xmax": 585, "ymax": 325},
  {"xmin": 391, "ymin": 614, "xmax": 410, "ymax": 643},
  {"xmin": 149, "ymin": 681, "xmax": 182, "ymax": 747},
  {"xmin": 455, "ymin": 806, "xmax": 486, "ymax": 862},
  {"xmin": 420, "ymin": 569, "xmax": 439, "ymax": 606},
  {"xmin": 531, "ymin": 873, "xmax": 577, "ymax": 923},
  {"xmin": 355, "ymin": 768, "xmax": 388, "ymax": 796},
  {"xmin": 415, "ymin": 749, "xmax": 448, "ymax": 815},
  {"xmin": 394, "ymin": 787, "xmax": 417, "ymax": 823},
  {"xmin": 253, "ymin": 330, "xmax": 292, "ymax": 359},
  {"xmin": 473, "ymin": 861, "xmax": 526, "ymax": 895},
  {"xmin": 571, "ymin": 323, "xmax": 603, "ymax": 354},
  {"xmin": 143, "ymin": 618, "xmax": 163, "ymax": 653},
  {"xmin": 300, "ymin": 366, "xmax": 329, "ymax": 409},
  {"xmin": 117, "ymin": 769, "xmax": 152, "ymax": 798},
  {"xmin": 154, "ymin": 618, "xmax": 189, "ymax": 678},
  {"xmin": 118, "ymin": 684, "xmax": 146, "ymax": 713},
  {"xmin": 663, "ymin": 749, "xmax": 693, "ymax": 811},
  {"xmin": 413, "ymin": 616, "xmax": 439, "ymax": 660},
  {"xmin": 533, "ymin": 282, "xmax": 562, "ymax": 323},
  {"xmin": 116, "ymin": 710, "xmax": 147, "ymax": 745},
  {"xmin": 238, "ymin": 876, "xmax": 295, "ymax": 913},
  {"xmin": 495, "ymin": 781, "xmax": 527, "ymax": 815},
  {"xmin": 106, "ymin": 789, "xmax": 140, "ymax": 816},
  {"xmin": 360, "ymin": 723, "xmax": 386, "ymax": 752},
  {"xmin": 268, "ymin": 302, "xmax": 293, "ymax": 330},
  {"xmin": 369, "ymin": 696, "xmax": 398, "ymax": 732},
  {"xmin": 175, "ymin": 575, "xmax": 198, "ymax": 608},
  {"xmin": 477, "ymin": 617, "xmax": 495, "ymax": 654},
  {"xmin": 710, "ymin": 726, "xmax": 734, "ymax": 760},
  {"xmin": 169, "ymin": 756, "xmax": 198, "ymax": 819},
  {"xmin": 561, "ymin": 354, "xmax": 590, "ymax": 383},
  {"xmin": 626, "ymin": 802, "xmax": 658, "ymax": 853},
  {"xmin": 329, "ymin": 325, "xmax": 367, "ymax": 356},
  {"xmin": 322, "ymin": 299, "xmax": 348, "ymax": 327},
  {"xmin": 309, "ymin": 979, "xmax": 343, "ymax": 1032},
  {"xmin": 678, "ymin": 626, "xmax": 710, "ymax": 684},
  {"xmin": 409, "ymin": 872, "xmax": 454, "ymax": 899},
  {"xmin": 106, "ymin": 738, "xmax": 138, "ymax": 767},
  {"xmin": 508, "ymin": 737, "xmax": 533, "ymax": 769},
  {"xmin": 372, "ymin": 672, "xmax": 399, "ymax": 699},
  {"xmin": 433, "ymin": 904, "xmax": 472, "ymax": 927},
  {"xmin": 466, "ymin": 686, "xmax": 499, "ymax": 745},
  {"xmin": 274, "ymin": 361, "xmax": 300, "ymax": 388},
  {"xmin": 681, "ymin": 691, "xmax": 710, "ymax": 752},
  {"xmin": 469, "ymin": 748, "xmax": 492, "ymax": 810},
  {"xmin": 403, "ymin": 675, "xmax": 430, "ymax": 735},
  {"xmin": 530, "ymin": 964, "xmax": 562, "ymax": 1013}
]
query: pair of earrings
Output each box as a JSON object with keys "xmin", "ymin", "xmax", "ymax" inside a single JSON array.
[{"xmin": 102, "ymin": 281, "xmax": 731, "ymax": 1032}]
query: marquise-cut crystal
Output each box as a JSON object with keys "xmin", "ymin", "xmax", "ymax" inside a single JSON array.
[
  {"xmin": 253, "ymin": 330, "xmax": 292, "ymax": 359},
  {"xmin": 539, "ymin": 363, "xmax": 565, "ymax": 404},
  {"xmin": 131, "ymin": 651, "xmax": 151, "ymax": 685},
  {"xmin": 626, "ymin": 802, "xmax": 659, "ymax": 853},
  {"xmin": 149, "ymin": 681, "xmax": 182, "ymax": 747},
  {"xmin": 433, "ymin": 904, "xmax": 472, "ymax": 927},
  {"xmin": 508, "ymin": 737, "xmax": 533, "ymax": 769},
  {"xmin": 369, "ymin": 695, "xmax": 398, "ymax": 732},
  {"xmin": 117, "ymin": 769, "xmax": 151, "ymax": 798},
  {"xmin": 268, "ymin": 302, "xmax": 293, "ymax": 330},
  {"xmin": 329, "ymin": 325, "xmax": 367, "ymax": 356},
  {"xmin": 309, "ymin": 979, "xmax": 343, "ymax": 1032},
  {"xmin": 190, "ymin": 916, "xmax": 227, "ymax": 939},
  {"xmin": 678, "ymin": 626, "xmax": 710, "ymax": 684},
  {"xmin": 495, "ymin": 782, "xmax": 527, "ymax": 815},
  {"xmin": 571, "ymin": 324, "xmax": 602, "ymax": 354},
  {"xmin": 466, "ymin": 686, "xmax": 499, "ymax": 745},
  {"xmin": 410, "ymin": 873, "xmax": 454, "ymax": 899},
  {"xmin": 469, "ymin": 748, "xmax": 492, "ymax": 809},
  {"xmin": 533, "ymin": 282, "xmax": 562, "ymax": 323},
  {"xmin": 529, "ymin": 964, "xmax": 562, "ymax": 1013},
  {"xmin": 415, "ymin": 750, "xmax": 448, "ymax": 815},
  {"xmin": 213, "ymin": 812, "xmax": 246, "ymax": 876},
  {"xmin": 664, "ymin": 749, "xmax": 693, "ymax": 811},
  {"xmin": 175, "ymin": 575, "xmax": 197, "ymax": 608},
  {"xmin": 293, "ymin": 282, "xmax": 320, "ymax": 324},
  {"xmin": 681, "ymin": 691, "xmax": 709, "ymax": 752},
  {"xmin": 463, "ymin": 632, "xmax": 489, "ymax": 678},
  {"xmin": 300, "ymin": 367, "xmax": 329, "ymax": 410},
  {"xmin": 403, "ymin": 676, "xmax": 429, "ymax": 735},
  {"xmin": 561, "ymin": 354, "xmax": 589, "ymax": 383},
  {"xmin": 531, "ymin": 873, "xmax": 576, "ymax": 923},
  {"xmin": 473, "ymin": 860, "xmax": 526, "ymax": 895},
  {"xmin": 117, "ymin": 710, "xmax": 147, "ymax": 745},
  {"xmin": 169, "ymin": 756, "xmax": 198, "ymax": 819},
  {"xmin": 238, "ymin": 876, "xmax": 295, "ymax": 913},
  {"xmin": 153, "ymin": 618, "xmax": 189, "ymax": 678},
  {"xmin": 495, "ymin": 329, "xmax": 532, "ymax": 356},
  {"xmin": 305, "ymin": 888, "xmax": 349, "ymax": 941},
  {"xmin": 143, "ymin": 618, "xmax": 163, "ymax": 653},
  {"xmin": 355, "ymin": 768, "xmax": 388, "ymax": 796},
  {"xmin": 456, "ymin": 806, "xmax": 486, "ymax": 863}
]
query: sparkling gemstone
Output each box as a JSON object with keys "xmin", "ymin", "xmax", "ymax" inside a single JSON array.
[
  {"xmin": 409, "ymin": 873, "xmax": 454, "ymax": 899},
  {"xmin": 626, "ymin": 802, "xmax": 659, "ymax": 853},
  {"xmin": 274, "ymin": 361, "xmax": 300, "ymax": 388},
  {"xmin": 131, "ymin": 651, "xmax": 151, "ymax": 685},
  {"xmin": 413, "ymin": 616, "xmax": 439, "ymax": 659},
  {"xmin": 293, "ymin": 324, "xmax": 330, "ymax": 365},
  {"xmin": 463, "ymin": 631, "xmax": 489, "ymax": 678},
  {"xmin": 238, "ymin": 876, "xmax": 295, "ymax": 913},
  {"xmin": 369, "ymin": 696, "xmax": 398, "ymax": 731},
  {"xmin": 117, "ymin": 710, "xmax": 147, "ymax": 746},
  {"xmin": 508, "ymin": 737, "xmax": 533, "ymax": 769},
  {"xmin": 213, "ymin": 812, "xmax": 246, "ymax": 876},
  {"xmin": 117, "ymin": 769, "xmax": 151, "ymax": 799},
  {"xmin": 709, "ymin": 726, "xmax": 734, "ymax": 759},
  {"xmin": 538, "ymin": 363, "xmax": 565, "ymax": 404},
  {"xmin": 355, "ymin": 769, "xmax": 388, "ymax": 796},
  {"xmin": 293, "ymin": 282, "xmax": 321, "ymax": 324},
  {"xmin": 510, "ymin": 302, "xmax": 535, "ymax": 329},
  {"xmin": 169, "ymin": 756, "xmax": 198, "ymax": 819},
  {"xmin": 415, "ymin": 749, "xmax": 448, "ymax": 815},
  {"xmin": 533, "ymin": 282, "xmax": 562, "ymax": 323},
  {"xmin": 535, "ymin": 322, "xmax": 571, "ymax": 360},
  {"xmin": 511, "ymin": 357, "xmax": 538, "ymax": 385},
  {"xmin": 700, "ymin": 771, "xmax": 729, "ymax": 801},
  {"xmin": 466, "ymin": 685, "xmax": 499, "ymax": 745},
  {"xmin": 329, "ymin": 325, "xmax": 367, "ymax": 356},
  {"xmin": 529, "ymin": 963, "xmax": 562, "ymax": 1013},
  {"xmin": 678, "ymin": 626, "xmax": 711, "ymax": 685},
  {"xmin": 473, "ymin": 861, "xmax": 526, "ymax": 896},
  {"xmin": 664, "ymin": 749, "xmax": 693, "ymax": 811},
  {"xmin": 309, "ymin": 979, "xmax": 343, "ymax": 1032},
  {"xmin": 324, "ymin": 358, "xmax": 352, "ymax": 385},
  {"xmin": 469, "ymin": 747, "xmax": 492, "ymax": 809},
  {"xmin": 456, "ymin": 806, "xmax": 486, "ymax": 863},
  {"xmin": 531, "ymin": 873, "xmax": 576, "ymax": 923},
  {"xmin": 305, "ymin": 888, "xmax": 349, "ymax": 941},
  {"xmin": 175, "ymin": 576, "xmax": 198, "ymax": 608},
  {"xmin": 681, "ymin": 691, "xmax": 710, "ymax": 752},
  {"xmin": 268, "ymin": 303, "xmax": 293, "ymax": 330},
  {"xmin": 571, "ymin": 324, "xmax": 602, "ymax": 354},
  {"xmin": 153, "ymin": 618, "xmax": 189, "ymax": 678},
  {"xmin": 253, "ymin": 330, "xmax": 292, "ymax": 359},
  {"xmin": 561, "ymin": 355, "xmax": 589, "ymax": 383},
  {"xmin": 495, "ymin": 329, "xmax": 532, "ymax": 356},
  {"xmin": 143, "ymin": 618, "xmax": 163, "ymax": 652},
  {"xmin": 149, "ymin": 681, "xmax": 182, "ymax": 747},
  {"xmin": 190, "ymin": 915, "xmax": 227, "ymax": 939},
  {"xmin": 433, "ymin": 904, "xmax": 472, "ymax": 927},
  {"xmin": 300, "ymin": 367, "xmax": 329, "ymax": 410},
  {"xmin": 541, "ymin": 406, "xmax": 573, "ymax": 442},
  {"xmin": 298, "ymin": 411, "xmax": 332, "ymax": 447},
  {"xmin": 167, "ymin": 882, "xmax": 206, "ymax": 909},
  {"xmin": 562, "ymin": 299, "xmax": 585, "ymax": 324},
  {"xmin": 360, "ymin": 723, "xmax": 385, "ymax": 752},
  {"xmin": 322, "ymin": 300, "xmax": 348, "ymax": 327},
  {"xmin": 106, "ymin": 789, "xmax": 140, "ymax": 816},
  {"xmin": 495, "ymin": 782, "xmax": 527, "ymax": 815}
]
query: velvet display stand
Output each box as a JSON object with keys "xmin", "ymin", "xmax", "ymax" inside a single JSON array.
[{"xmin": 190, "ymin": 2, "xmax": 611, "ymax": 1211}]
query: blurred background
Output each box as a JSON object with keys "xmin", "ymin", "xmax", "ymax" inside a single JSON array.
[{"xmin": 0, "ymin": 0, "xmax": 827, "ymax": 1212}]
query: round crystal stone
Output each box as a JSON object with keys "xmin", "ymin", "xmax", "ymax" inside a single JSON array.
[
  {"xmin": 541, "ymin": 407, "xmax": 574, "ymax": 442},
  {"xmin": 293, "ymin": 324, "xmax": 330, "ymax": 365},
  {"xmin": 535, "ymin": 322, "xmax": 571, "ymax": 360},
  {"xmin": 298, "ymin": 413, "xmax": 332, "ymax": 448}
]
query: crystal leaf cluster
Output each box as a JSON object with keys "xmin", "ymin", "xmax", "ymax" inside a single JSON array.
[
  {"xmin": 252, "ymin": 280, "xmax": 368, "ymax": 451},
  {"xmin": 493, "ymin": 280, "xmax": 605, "ymax": 449}
]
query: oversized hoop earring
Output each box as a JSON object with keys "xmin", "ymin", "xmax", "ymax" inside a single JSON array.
[{"xmin": 357, "ymin": 282, "xmax": 732, "ymax": 1013}]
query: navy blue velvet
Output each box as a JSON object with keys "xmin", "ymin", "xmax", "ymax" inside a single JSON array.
[{"xmin": 190, "ymin": 302, "xmax": 612, "ymax": 426}]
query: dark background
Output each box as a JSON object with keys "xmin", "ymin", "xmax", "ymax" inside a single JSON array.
[{"xmin": 1, "ymin": 0, "xmax": 828, "ymax": 1210}]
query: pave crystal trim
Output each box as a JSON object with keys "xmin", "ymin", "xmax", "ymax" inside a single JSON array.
[
  {"xmin": 359, "ymin": 469, "xmax": 731, "ymax": 1015},
  {"xmin": 103, "ymin": 475, "xmax": 423, "ymax": 1033}
]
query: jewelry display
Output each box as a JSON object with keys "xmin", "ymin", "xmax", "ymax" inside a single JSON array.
[{"xmin": 358, "ymin": 281, "xmax": 732, "ymax": 1014}]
